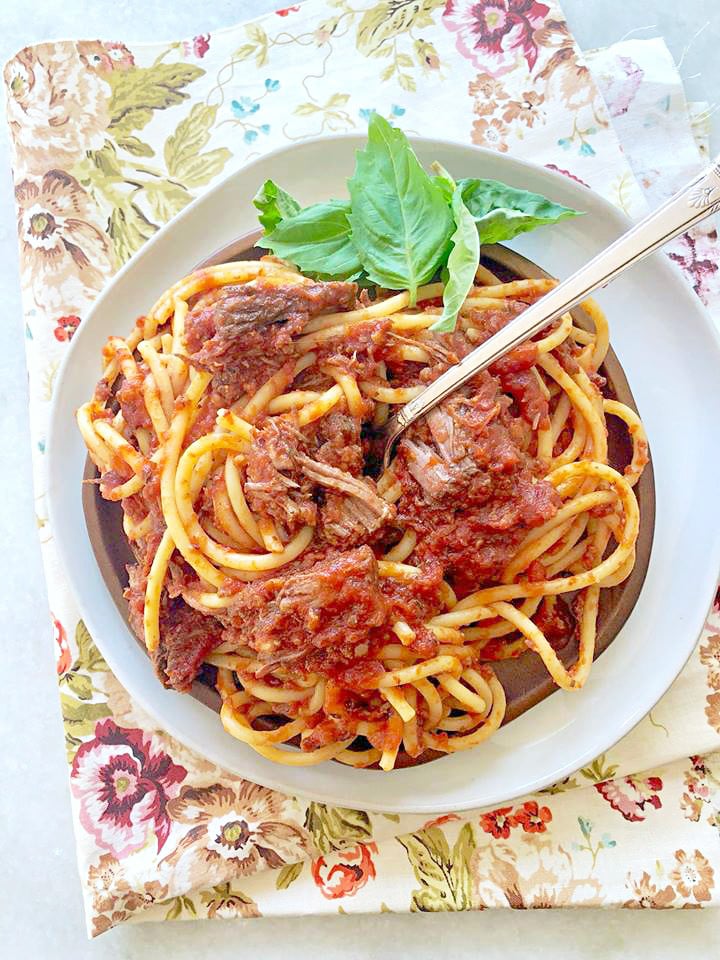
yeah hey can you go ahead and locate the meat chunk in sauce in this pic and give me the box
[399,374,516,502]
[126,555,223,692]
[185,278,357,394]
[297,454,394,546]
[243,417,317,535]
[153,601,224,692]
[395,369,560,593]
[219,546,388,669]
[243,414,395,545]
[313,409,365,474]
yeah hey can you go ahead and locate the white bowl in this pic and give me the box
[48,135,720,813]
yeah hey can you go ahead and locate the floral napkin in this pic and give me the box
[5,0,719,936]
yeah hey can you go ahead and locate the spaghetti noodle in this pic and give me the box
[78,254,648,771]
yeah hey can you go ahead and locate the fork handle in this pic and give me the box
[382,157,720,469]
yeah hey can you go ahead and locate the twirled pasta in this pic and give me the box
[78,256,648,771]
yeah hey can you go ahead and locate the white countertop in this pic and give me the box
[1,1,718,956]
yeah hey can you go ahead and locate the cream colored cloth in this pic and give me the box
[5,1,719,935]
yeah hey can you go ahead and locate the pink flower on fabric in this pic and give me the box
[668,230,720,308]
[443,0,549,76]
[183,34,210,58]
[71,720,186,858]
[595,775,663,822]
[599,55,644,118]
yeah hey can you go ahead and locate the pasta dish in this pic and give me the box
[78,255,648,771]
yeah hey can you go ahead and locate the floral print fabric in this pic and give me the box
[4,0,720,936]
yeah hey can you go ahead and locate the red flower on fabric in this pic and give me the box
[52,614,71,675]
[71,720,186,858]
[422,813,461,830]
[53,314,80,341]
[275,5,300,15]
[509,800,552,833]
[311,842,377,900]
[443,0,550,76]
[479,805,515,838]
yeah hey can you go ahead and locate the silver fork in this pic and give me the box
[381,158,720,470]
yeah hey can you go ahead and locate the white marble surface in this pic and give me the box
[0,1,718,955]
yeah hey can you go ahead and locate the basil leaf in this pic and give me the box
[431,187,480,333]
[458,178,582,244]
[348,113,453,303]
[253,179,301,232]
[430,161,456,204]
[257,199,362,280]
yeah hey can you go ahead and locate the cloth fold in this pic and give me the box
[4,0,719,935]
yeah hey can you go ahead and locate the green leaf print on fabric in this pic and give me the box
[64,672,93,701]
[399,822,476,911]
[108,203,158,265]
[75,620,108,672]
[293,93,355,133]
[59,621,111,761]
[71,58,230,267]
[276,861,304,889]
[234,22,270,68]
[580,753,619,783]
[144,180,193,224]
[107,62,204,137]
[87,141,123,180]
[355,0,443,88]
[159,894,197,921]
[541,776,580,795]
[115,135,155,158]
[356,1,444,57]
[304,803,373,854]
[61,695,112,761]
[199,882,261,918]
[164,103,231,188]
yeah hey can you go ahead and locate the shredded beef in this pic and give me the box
[395,369,560,593]
[218,546,388,668]
[316,318,392,380]
[152,601,224,692]
[296,454,394,545]
[185,279,357,393]
[313,409,365,473]
[243,416,317,534]
[116,374,152,430]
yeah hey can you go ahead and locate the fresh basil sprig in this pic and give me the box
[253,113,582,329]
[347,118,453,305]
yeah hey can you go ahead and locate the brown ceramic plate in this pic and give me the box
[82,236,655,763]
